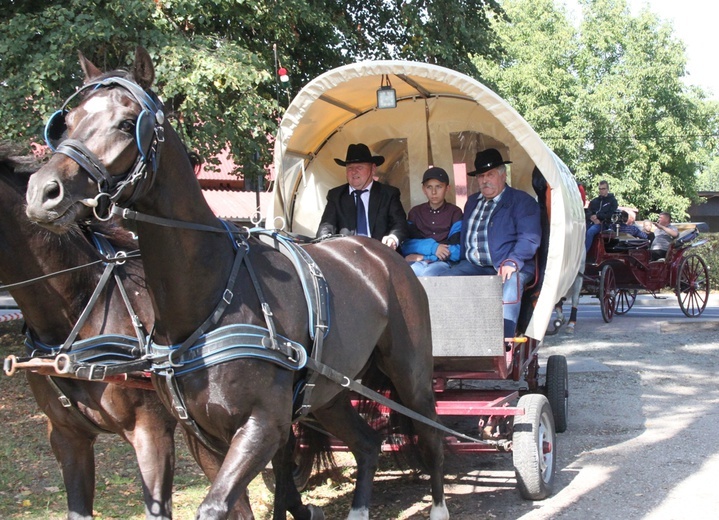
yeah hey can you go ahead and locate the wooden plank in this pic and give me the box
[419,275,504,359]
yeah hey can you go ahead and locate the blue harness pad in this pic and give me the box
[149,323,307,376]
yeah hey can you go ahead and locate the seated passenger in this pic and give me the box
[646,211,679,260]
[316,143,408,249]
[612,209,650,240]
[403,167,463,276]
[585,180,618,251]
[436,148,541,340]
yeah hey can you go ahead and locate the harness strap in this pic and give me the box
[59,260,117,353]
[91,234,148,351]
[150,324,306,375]
[250,230,331,416]
[0,246,140,293]
[44,376,112,435]
[243,252,280,351]
[303,357,489,445]
[113,206,237,234]
[55,139,112,189]
[161,238,248,367]
[164,368,224,456]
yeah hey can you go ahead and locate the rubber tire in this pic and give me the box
[599,264,616,323]
[615,289,637,315]
[513,394,556,500]
[676,254,710,317]
[545,355,568,433]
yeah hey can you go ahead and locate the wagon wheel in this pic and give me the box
[512,394,556,500]
[599,265,617,323]
[544,355,568,433]
[676,254,710,317]
[614,289,637,315]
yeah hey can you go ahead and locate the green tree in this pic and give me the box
[1,0,504,178]
[474,0,719,219]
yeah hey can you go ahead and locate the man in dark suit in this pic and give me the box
[316,143,408,249]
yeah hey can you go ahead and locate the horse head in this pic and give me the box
[26,47,163,232]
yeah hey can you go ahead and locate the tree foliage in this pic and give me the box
[1,0,503,179]
[474,0,719,219]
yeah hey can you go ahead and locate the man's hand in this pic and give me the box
[498,263,517,282]
[435,243,450,261]
[590,214,600,225]
[382,235,398,250]
[405,254,423,262]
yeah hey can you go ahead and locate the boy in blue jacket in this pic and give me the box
[403,167,463,276]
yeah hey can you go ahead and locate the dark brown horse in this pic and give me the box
[25,48,447,520]
[0,142,177,520]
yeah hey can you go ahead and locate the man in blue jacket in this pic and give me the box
[438,148,541,339]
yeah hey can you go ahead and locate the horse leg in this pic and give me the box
[377,343,448,519]
[127,413,176,519]
[271,428,325,520]
[194,413,288,520]
[48,421,97,520]
[179,428,253,520]
[311,394,382,520]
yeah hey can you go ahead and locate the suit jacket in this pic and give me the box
[459,185,541,275]
[316,182,409,244]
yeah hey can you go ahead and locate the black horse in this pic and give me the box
[25,48,448,520]
[0,142,176,520]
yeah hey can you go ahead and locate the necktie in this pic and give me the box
[481,199,494,221]
[354,189,368,236]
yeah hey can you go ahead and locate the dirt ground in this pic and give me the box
[430,300,719,520]
[2,297,719,519]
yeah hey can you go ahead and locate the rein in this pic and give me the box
[0,251,140,292]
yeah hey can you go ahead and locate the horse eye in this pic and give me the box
[119,120,136,133]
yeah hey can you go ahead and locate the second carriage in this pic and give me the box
[584,214,710,323]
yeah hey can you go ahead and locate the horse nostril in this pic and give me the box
[43,180,62,203]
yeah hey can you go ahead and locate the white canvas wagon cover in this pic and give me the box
[270,61,585,341]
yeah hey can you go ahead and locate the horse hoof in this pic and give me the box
[346,508,369,520]
[309,504,325,520]
[430,499,450,520]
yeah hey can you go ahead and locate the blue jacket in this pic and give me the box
[402,220,462,262]
[459,186,541,274]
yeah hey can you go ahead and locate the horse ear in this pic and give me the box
[78,51,102,81]
[132,47,155,89]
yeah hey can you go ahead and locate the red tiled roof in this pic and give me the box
[202,189,273,221]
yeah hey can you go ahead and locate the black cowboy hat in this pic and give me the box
[467,148,512,176]
[334,143,385,167]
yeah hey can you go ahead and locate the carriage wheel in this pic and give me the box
[676,254,710,317]
[513,394,556,500]
[544,355,568,433]
[599,265,617,323]
[615,289,637,315]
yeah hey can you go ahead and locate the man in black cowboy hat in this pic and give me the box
[316,143,408,249]
[437,148,541,340]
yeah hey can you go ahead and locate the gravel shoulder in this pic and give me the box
[436,299,719,520]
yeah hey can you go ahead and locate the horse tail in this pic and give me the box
[292,422,339,490]
[356,360,427,473]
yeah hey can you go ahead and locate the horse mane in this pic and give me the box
[85,220,139,251]
[0,141,137,257]
[0,141,43,174]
